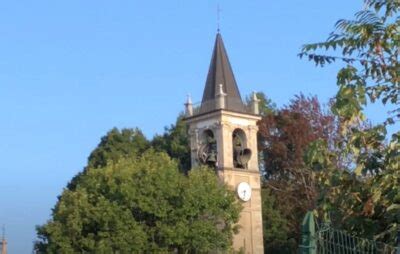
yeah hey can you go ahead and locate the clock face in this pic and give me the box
[237,182,252,202]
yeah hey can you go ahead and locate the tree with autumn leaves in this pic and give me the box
[257,94,344,252]
[259,1,399,250]
[262,1,399,251]
[300,0,400,245]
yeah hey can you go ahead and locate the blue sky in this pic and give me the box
[0,1,396,253]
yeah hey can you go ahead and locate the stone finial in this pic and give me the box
[184,94,193,117]
[216,84,227,109]
[251,91,260,115]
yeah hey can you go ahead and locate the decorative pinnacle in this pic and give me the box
[216,84,227,97]
[252,91,260,102]
[185,93,193,117]
[186,93,192,104]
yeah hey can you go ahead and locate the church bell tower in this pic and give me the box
[184,33,264,253]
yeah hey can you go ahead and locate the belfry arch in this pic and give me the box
[197,129,217,167]
[232,128,252,169]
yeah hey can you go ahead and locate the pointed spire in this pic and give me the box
[201,33,244,112]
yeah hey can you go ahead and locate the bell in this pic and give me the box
[234,148,252,168]
[207,150,217,163]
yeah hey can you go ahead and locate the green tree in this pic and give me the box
[261,189,294,254]
[305,137,400,244]
[36,150,241,253]
[301,0,400,244]
[245,92,277,116]
[67,127,150,190]
[88,127,150,169]
[300,1,399,123]
[152,114,191,172]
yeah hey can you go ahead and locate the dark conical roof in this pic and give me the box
[201,33,243,106]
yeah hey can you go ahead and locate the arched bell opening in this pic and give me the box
[197,129,217,167]
[232,129,252,169]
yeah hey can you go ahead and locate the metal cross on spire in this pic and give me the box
[217,4,222,33]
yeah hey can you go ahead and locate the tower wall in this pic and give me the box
[186,110,264,253]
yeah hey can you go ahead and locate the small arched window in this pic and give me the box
[232,129,251,169]
[197,129,217,167]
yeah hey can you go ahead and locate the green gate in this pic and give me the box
[299,211,400,254]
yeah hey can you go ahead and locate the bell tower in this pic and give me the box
[184,33,264,253]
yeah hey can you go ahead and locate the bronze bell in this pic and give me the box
[207,150,217,163]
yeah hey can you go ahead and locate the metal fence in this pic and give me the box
[299,211,400,254]
[316,223,398,254]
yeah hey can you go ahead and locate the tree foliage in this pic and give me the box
[152,114,191,172]
[67,128,150,190]
[261,189,295,254]
[301,0,400,245]
[299,0,399,124]
[35,150,241,253]
[88,127,150,169]
[258,94,338,179]
[306,137,400,244]
[258,94,340,250]
[245,92,277,116]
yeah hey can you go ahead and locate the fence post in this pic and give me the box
[396,230,400,254]
[299,211,316,254]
